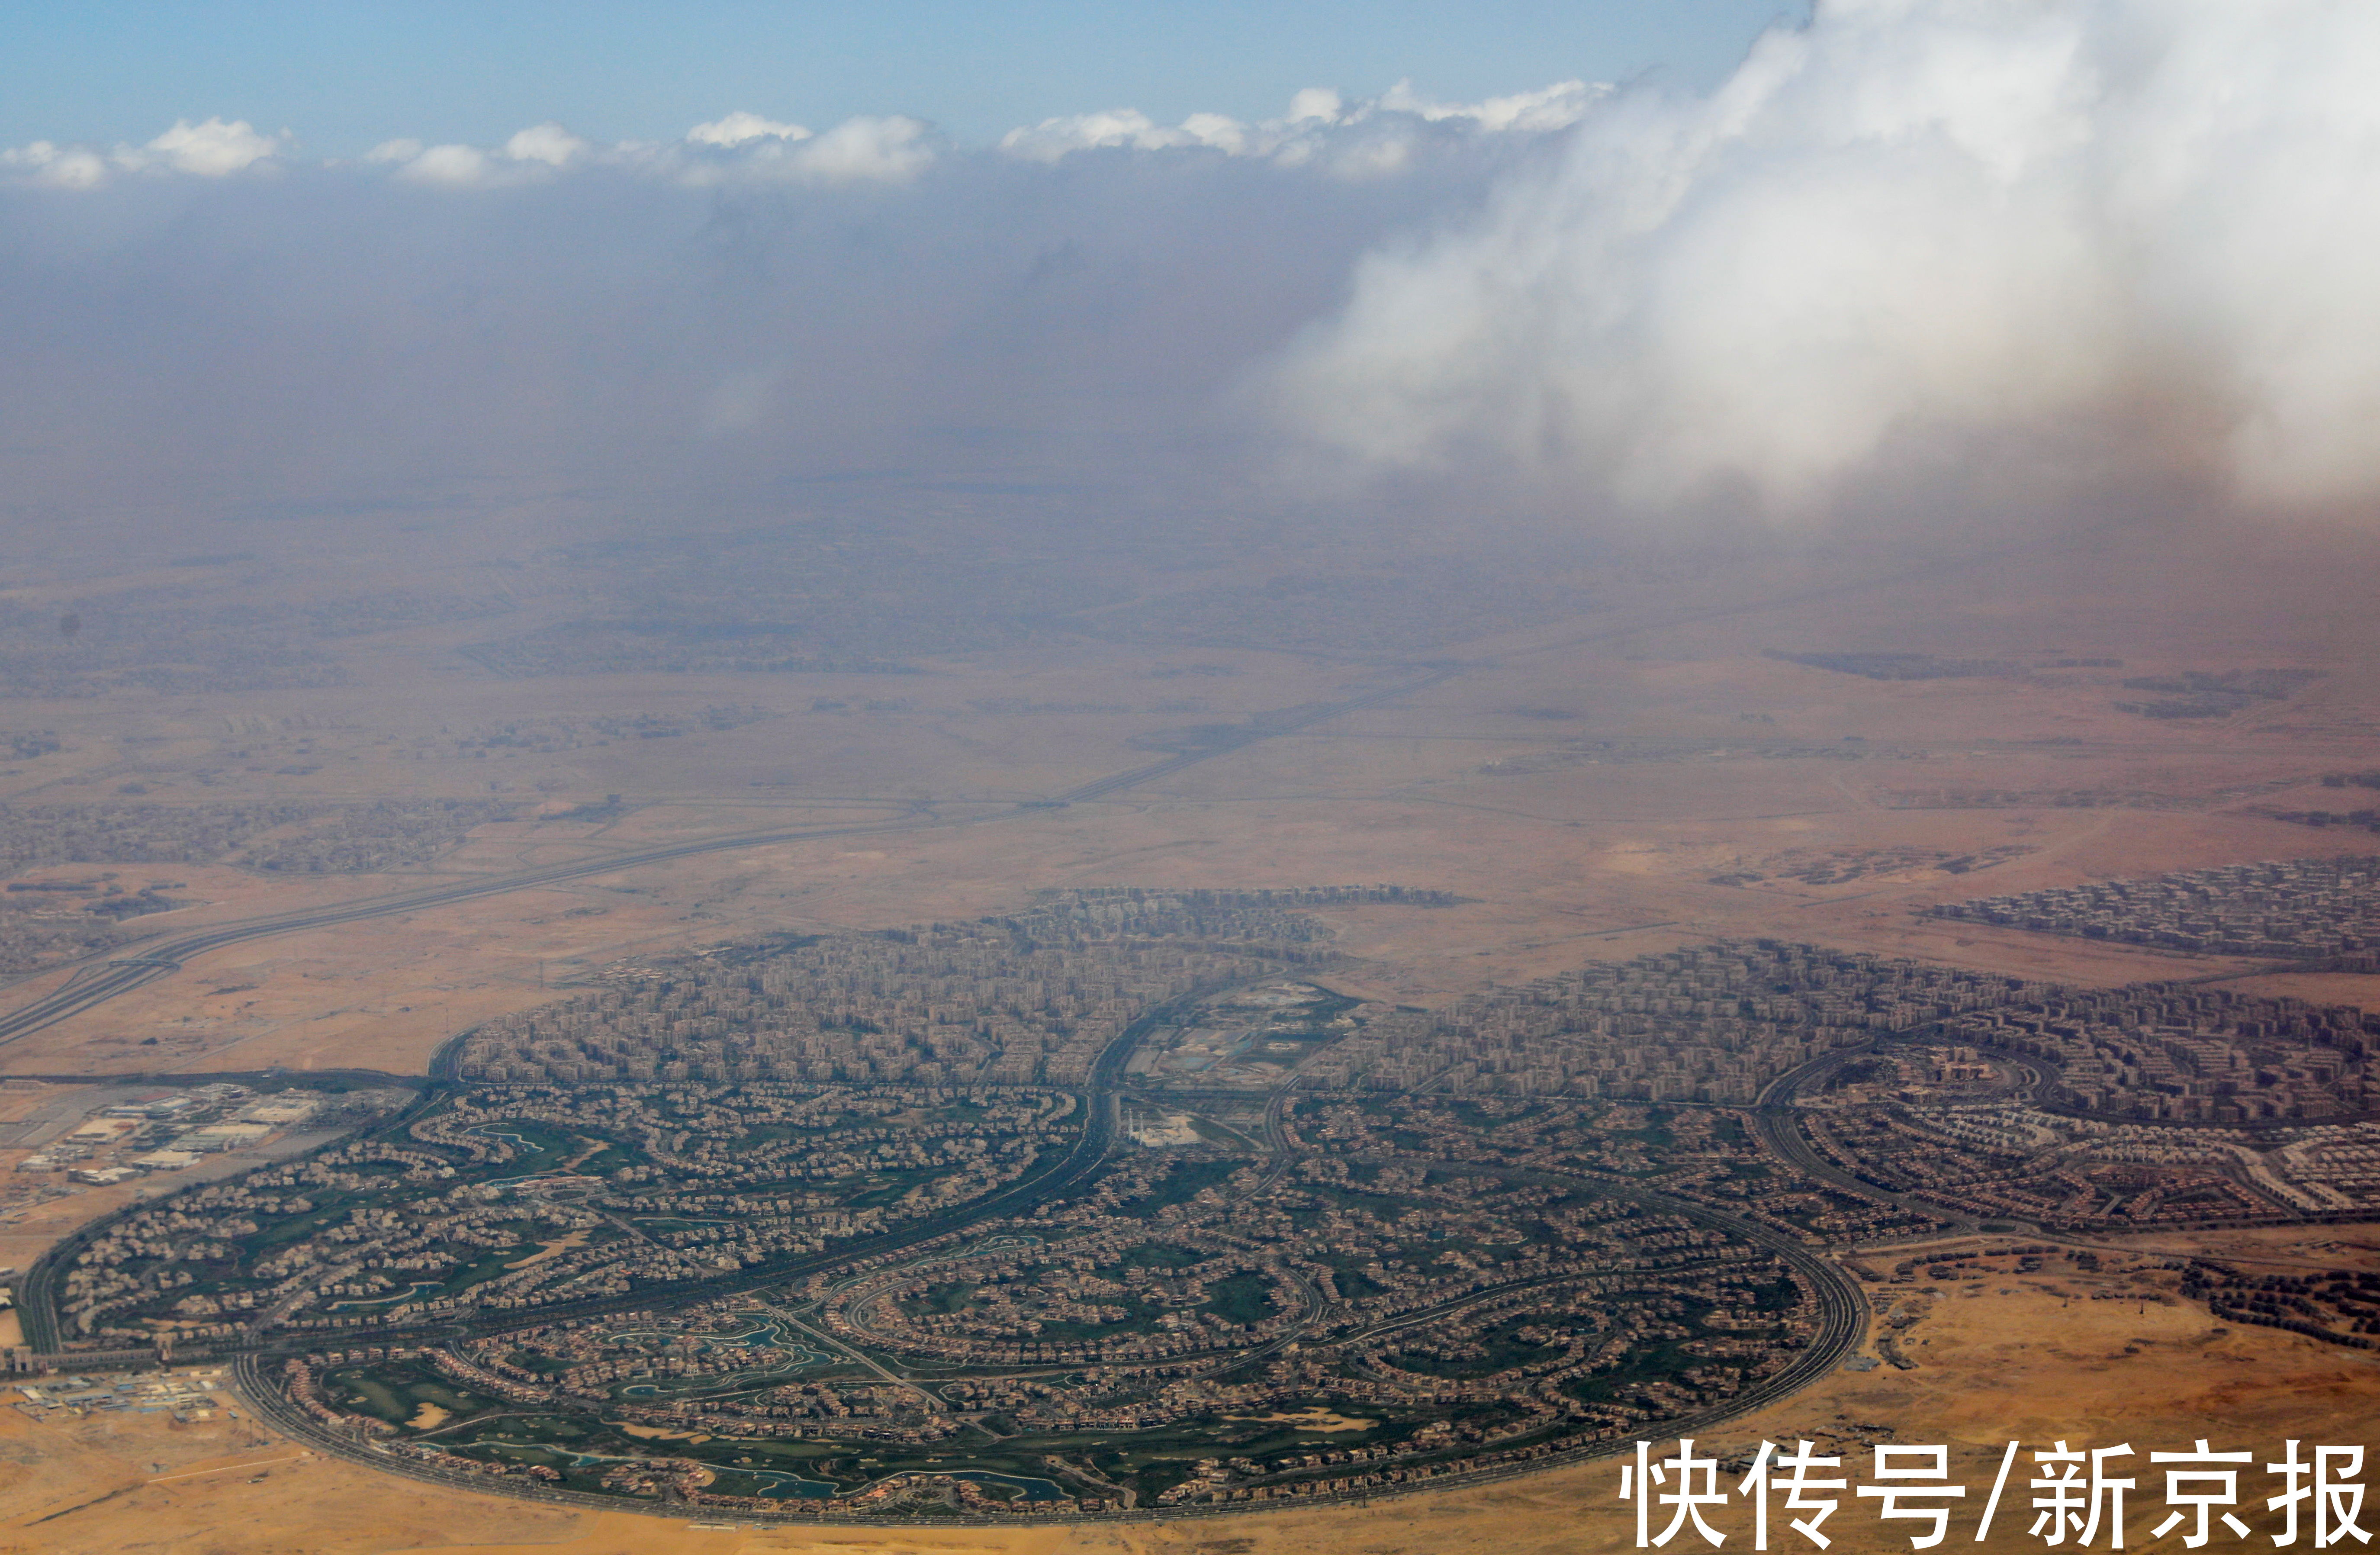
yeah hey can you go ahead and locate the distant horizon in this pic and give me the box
[0,1,1804,157]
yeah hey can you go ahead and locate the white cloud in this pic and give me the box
[1376,78,1603,134]
[1175,113,1250,155]
[502,122,589,167]
[1272,0,2380,515]
[762,114,937,184]
[2,117,286,186]
[386,121,595,187]
[394,142,507,187]
[687,111,810,148]
[1285,88,1345,125]
[997,80,1606,172]
[999,108,1246,161]
[139,117,285,175]
[4,79,1588,193]
[0,139,111,188]
[366,112,935,188]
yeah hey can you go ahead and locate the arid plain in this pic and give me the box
[4,507,2379,1551]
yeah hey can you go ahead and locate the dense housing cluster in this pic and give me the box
[1785,1038,2380,1230]
[1810,1099,2279,1227]
[1927,856,2380,961]
[0,596,343,698]
[0,580,520,698]
[0,798,511,879]
[58,1084,1075,1343]
[0,892,150,975]
[0,802,313,872]
[34,877,2380,1523]
[1305,941,2027,1101]
[267,1088,1827,1516]
[412,705,773,762]
[455,892,1351,1088]
[234,799,513,872]
[1928,985,2380,1122]
[2113,667,2323,719]
[1311,1095,1943,1244]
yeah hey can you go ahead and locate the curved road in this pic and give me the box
[1743,1044,1995,1235]
[1749,1037,2333,1238]
[20,988,1167,1356]
[1341,1146,1867,1387]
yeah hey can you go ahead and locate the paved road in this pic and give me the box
[10,667,1455,1351]
[1343,1146,1868,1384]
[0,545,2061,1061]
[1748,1038,2344,1238]
[1741,1044,1994,1234]
[0,665,1462,1055]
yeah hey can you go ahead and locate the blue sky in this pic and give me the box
[2,3,2370,532]
[1,0,1805,153]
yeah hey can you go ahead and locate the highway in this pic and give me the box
[0,544,2047,1060]
[0,664,1459,1054]
[1741,1045,1985,1233]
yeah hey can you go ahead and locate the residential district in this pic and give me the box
[10,876,2380,1520]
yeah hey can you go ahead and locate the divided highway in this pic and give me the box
[0,666,1457,1053]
